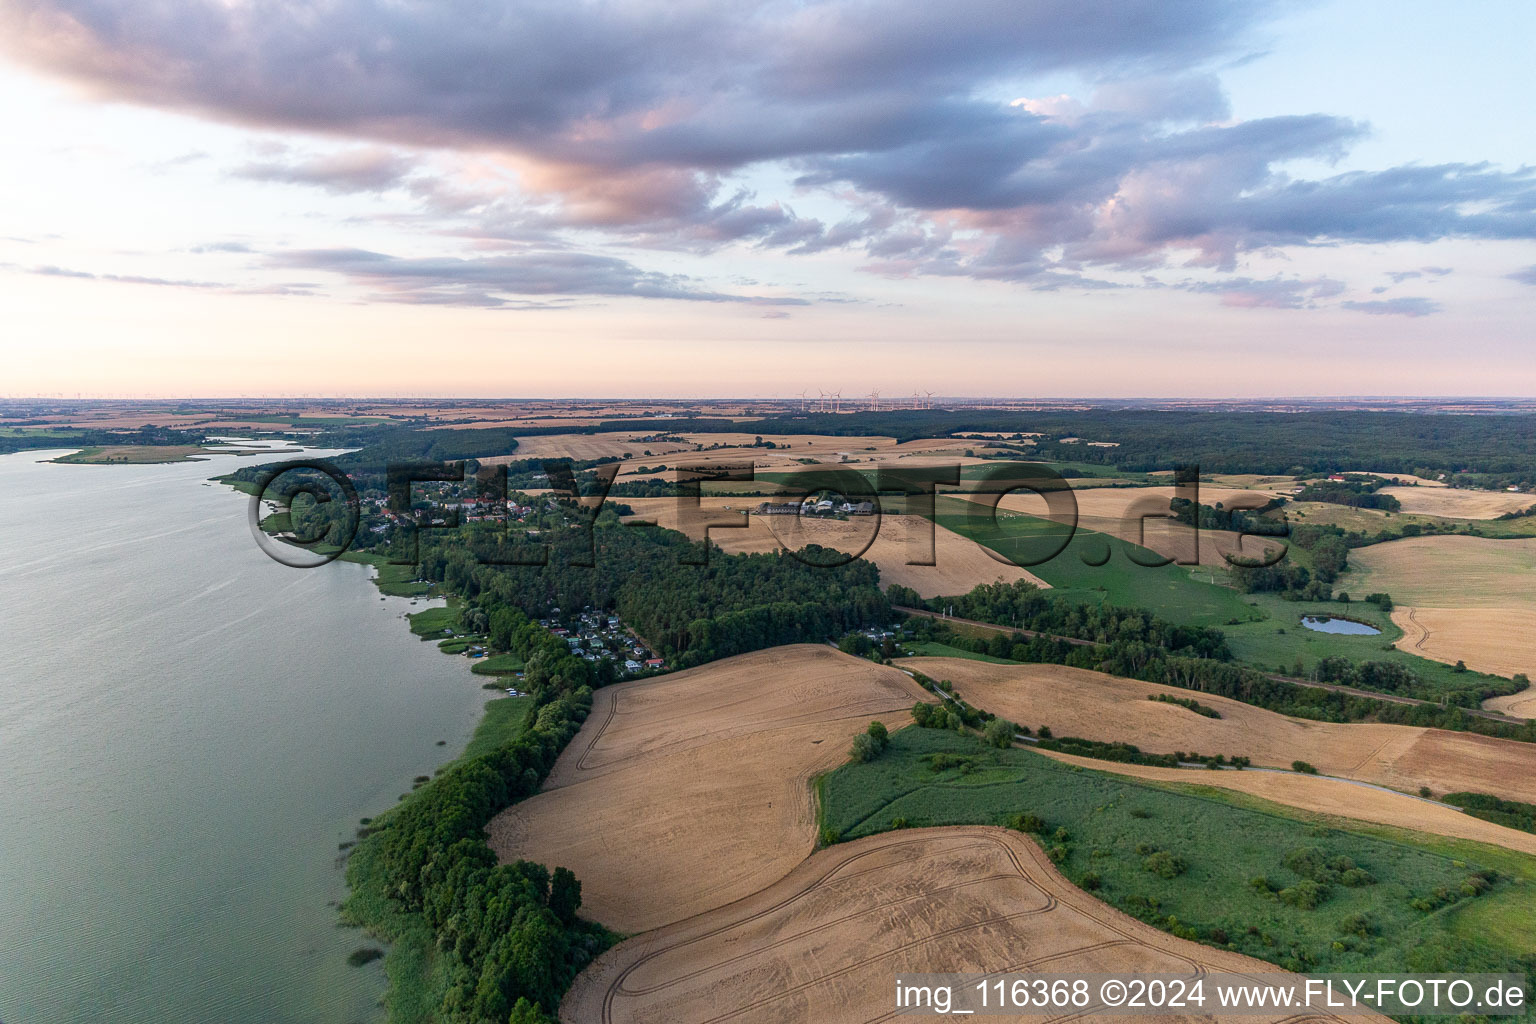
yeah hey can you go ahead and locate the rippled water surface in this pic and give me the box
[0,447,486,1024]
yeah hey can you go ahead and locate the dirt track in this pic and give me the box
[561,826,1384,1024]
[486,645,932,933]
[905,657,1536,807]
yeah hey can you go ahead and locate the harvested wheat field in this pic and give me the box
[1350,536,1536,684]
[561,826,1381,1024]
[505,431,700,461]
[487,646,931,933]
[1376,486,1534,519]
[1392,606,1536,694]
[1035,752,1536,857]
[904,657,1536,806]
[618,497,1046,596]
[1351,536,1536,608]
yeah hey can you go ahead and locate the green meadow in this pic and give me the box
[819,727,1535,989]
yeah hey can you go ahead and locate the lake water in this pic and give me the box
[0,447,490,1024]
[1300,615,1382,636]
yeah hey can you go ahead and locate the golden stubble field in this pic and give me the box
[906,658,1536,814]
[1348,536,1536,692]
[561,826,1384,1024]
[1376,486,1535,519]
[486,646,932,933]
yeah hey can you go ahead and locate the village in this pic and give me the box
[542,608,666,677]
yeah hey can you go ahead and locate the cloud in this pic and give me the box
[235,147,419,193]
[5,0,1534,298]
[1341,296,1441,317]
[1180,275,1345,309]
[31,264,225,288]
[1508,265,1536,286]
[265,246,809,308]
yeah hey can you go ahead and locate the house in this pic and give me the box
[756,501,800,515]
[1327,475,1347,482]
[624,659,642,672]
[839,500,876,515]
[645,657,664,668]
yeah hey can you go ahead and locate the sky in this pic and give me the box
[0,0,1532,399]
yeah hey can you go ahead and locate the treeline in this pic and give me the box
[903,614,1535,742]
[0,425,209,455]
[1294,475,1401,511]
[1441,792,1536,835]
[1169,496,1288,536]
[895,579,1228,659]
[727,409,1536,478]
[348,605,608,1024]
[1228,524,1348,600]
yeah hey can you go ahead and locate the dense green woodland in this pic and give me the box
[217,408,1536,483]
[412,506,889,668]
[0,425,207,454]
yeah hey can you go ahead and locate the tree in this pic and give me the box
[849,732,881,762]
[548,867,581,925]
[982,717,1016,748]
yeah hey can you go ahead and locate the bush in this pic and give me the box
[983,717,1017,748]
[1277,880,1329,910]
[1037,725,1053,739]
[1081,871,1102,890]
[346,947,384,967]
[1008,812,1047,834]
[1292,760,1318,774]
[867,720,889,746]
[1143,850,1187,879]
[1419,786,1433,798]
[1339,913,1374,938]
[849,732,881,763]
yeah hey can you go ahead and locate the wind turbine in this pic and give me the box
[868,388,880,412]
[798,389,808,412]
[833,390,842,413]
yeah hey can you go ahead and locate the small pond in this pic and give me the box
[1301,615,1382,636]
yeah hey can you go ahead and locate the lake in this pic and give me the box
[1300,615,1382,636]
[0,446,489,1024]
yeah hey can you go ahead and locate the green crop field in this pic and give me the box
[928,496,1258,627]
[819,726,1533,983]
